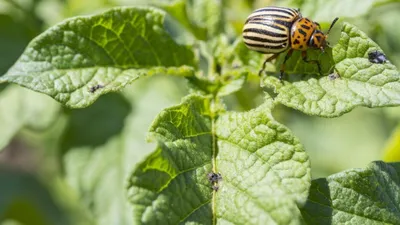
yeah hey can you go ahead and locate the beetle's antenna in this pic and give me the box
[326,17,339,36]
[323,17,339,50]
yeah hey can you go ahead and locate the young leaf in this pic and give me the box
[0,7,195,108]
[301,161,400,224]
[127,94,311,224]
[187,37,249,97]
[264,23,400,117]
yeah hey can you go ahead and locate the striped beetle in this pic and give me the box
[242,6,338,80]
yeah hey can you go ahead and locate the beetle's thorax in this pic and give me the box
[290,17,318,51]
[309,30,327,51]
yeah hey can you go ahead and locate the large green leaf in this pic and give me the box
[301,161,400,224]
[127,94,310,224]
[0,7,195,108]
[263,23,400,117]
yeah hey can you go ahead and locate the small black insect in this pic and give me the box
[328,72,340,80]
[368,50,388,64]
[89,84,105,93]
[207,172,222,191]
[207,172,222,183]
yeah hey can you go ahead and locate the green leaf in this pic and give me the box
[62,75,187,225]
[0,85,60,151]
[263,22,400,117]
[0,7,195,108]
[127,94,311,224]
[187,37,249,97]
[301,161,400,224]
[0,168,69,225]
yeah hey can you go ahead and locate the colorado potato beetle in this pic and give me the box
[242,6,339,80]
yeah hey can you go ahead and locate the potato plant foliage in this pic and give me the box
[0,0,400,225]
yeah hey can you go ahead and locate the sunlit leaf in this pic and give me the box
[127,94,310,224]
[0,7,195,108]
[264,23,400,117]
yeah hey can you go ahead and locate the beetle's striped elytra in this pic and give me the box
[242,6,339,80]
[243,7,301,54]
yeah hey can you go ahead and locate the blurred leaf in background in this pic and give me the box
[0,167,68,225]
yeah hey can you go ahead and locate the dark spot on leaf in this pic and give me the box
[207,172,222,183]
[207,172,222,191]
[89,84,105,93]
[368,50,387,64]
[329,72,340,80]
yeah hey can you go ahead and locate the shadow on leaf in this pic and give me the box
[60,93,132,154]
[300,178,332,224]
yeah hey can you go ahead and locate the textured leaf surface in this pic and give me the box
[0,7,195,108]
[264,23,400,117]
[127,95,310,224]
[301,161,400,224]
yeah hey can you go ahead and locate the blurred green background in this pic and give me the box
[0,0,399,224]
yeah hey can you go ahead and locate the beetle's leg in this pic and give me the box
[301,51,322,75]
[280,49,294,81]
[258,53,279,77]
